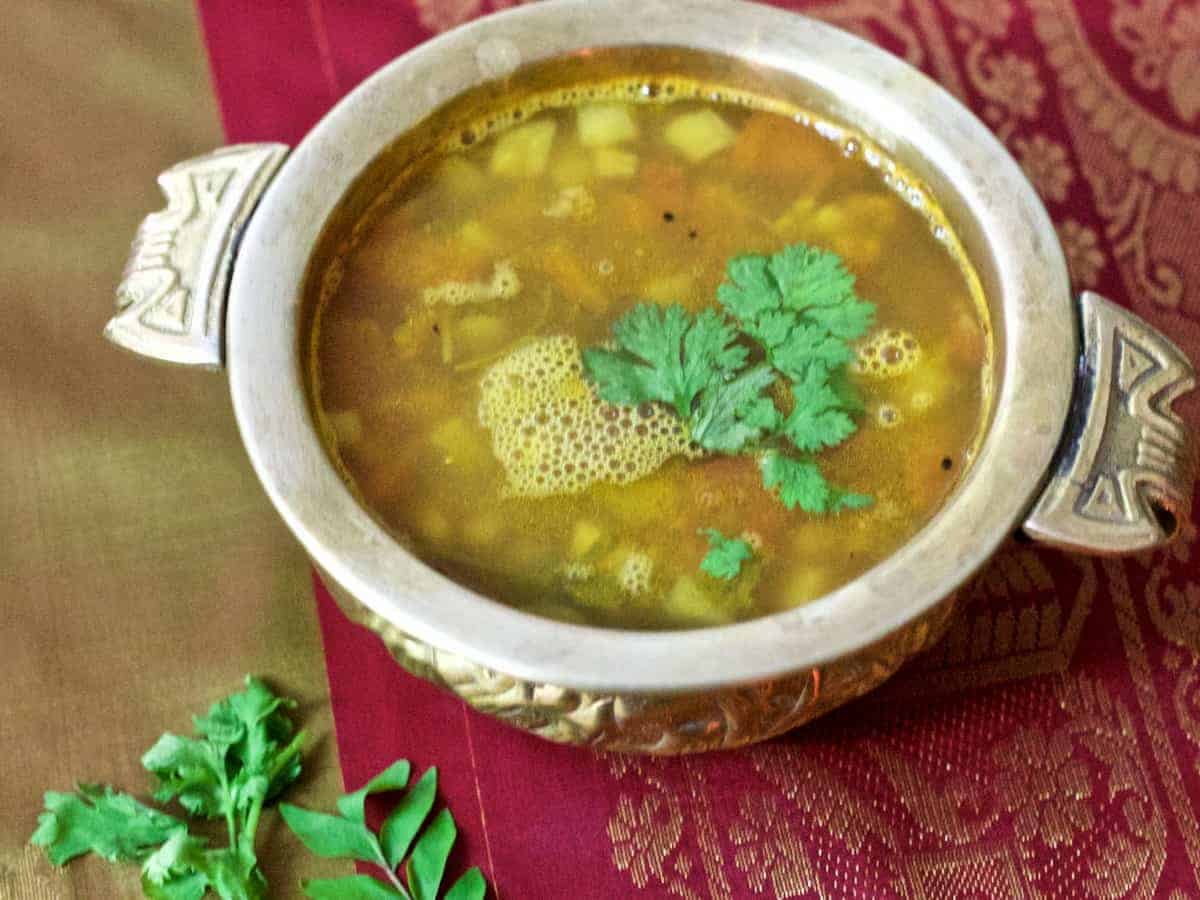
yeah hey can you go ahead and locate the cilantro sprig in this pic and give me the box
[699,529,755,581]
[581,306,779,452]
[582,241,876,523]
[30,680,490,900]
[281,763,486,900]
[31,677,304,899]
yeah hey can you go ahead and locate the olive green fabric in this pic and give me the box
[0,3,348,895]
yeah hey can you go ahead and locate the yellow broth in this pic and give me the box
[310,79,991,630]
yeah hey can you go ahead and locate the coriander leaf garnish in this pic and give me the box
[32,677,305,899]
[760,451,872,514]
[281,763,487,900]
[781,368,858,454]
[582,241,876,533]
[31,784,185,866]
[690,363,780,453]
[718,243,874,380]
[582,304,747,419]
[699,529,755,581]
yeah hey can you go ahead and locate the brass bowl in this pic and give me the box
[108,0,1196,753]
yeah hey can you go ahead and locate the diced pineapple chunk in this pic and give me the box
[436,156,487,197]
[664,110,737,163]
[571,520,605,558]
[593,147,639,179]
[490,119,558,177]
[577,103,639,147]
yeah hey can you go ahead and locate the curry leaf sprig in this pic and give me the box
[31,676,305,900]
[582,241,877,517]
[281,762,486,900]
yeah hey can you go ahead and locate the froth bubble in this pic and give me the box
[478,336,700,497]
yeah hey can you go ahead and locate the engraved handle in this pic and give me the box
[105,144,289,370]
[1025,291,1197,554]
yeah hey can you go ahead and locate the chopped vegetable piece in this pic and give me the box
[490,119,557,177]
[543,185,596,220]
[571,520,605,558]
[435,156,487,197]
[593,147,639,178]
[664,574,730,625]
[577,102,638,146]
[664,109,737,162]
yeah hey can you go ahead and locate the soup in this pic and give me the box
[310,74,991,630]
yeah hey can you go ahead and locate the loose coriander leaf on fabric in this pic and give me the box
[278,804,383,865]
[690,364,779,453]
[31,784,186,866]
[381,768,438,870]
[782,368,859,454]
[405,809,457,900]
[337,759,412,825]
[302,875,405,899]
[141,734,229,819]
[141,829,209,888]
[142,870,211,900]
[699,529,754,581]
[205,848,269,900]
[215,677,305,806]
[443,869,487,900]
[760,452,832,514]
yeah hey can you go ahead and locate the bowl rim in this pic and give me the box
[227,0,1074,693]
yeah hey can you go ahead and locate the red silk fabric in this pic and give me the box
[200,2,1200,896]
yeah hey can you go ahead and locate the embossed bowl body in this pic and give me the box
[108,0,1196,752]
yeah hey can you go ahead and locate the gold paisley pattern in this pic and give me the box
[378,1,1200,895]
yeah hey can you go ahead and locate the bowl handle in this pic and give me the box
[1024,290,1196,553]
[104,144,289,370]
